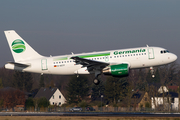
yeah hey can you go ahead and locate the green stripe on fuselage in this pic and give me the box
[53,57,68,61]
[78,52,110,58]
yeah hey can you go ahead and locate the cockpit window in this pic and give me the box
[160,50,169,54]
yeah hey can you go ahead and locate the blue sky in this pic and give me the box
[0,0,180,67]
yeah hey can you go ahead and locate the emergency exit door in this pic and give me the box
[148,48,155,59]
[41,59,48,70]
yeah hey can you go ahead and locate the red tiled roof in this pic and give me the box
[168,86,178,91]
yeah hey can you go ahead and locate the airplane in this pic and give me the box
[4,30,177,85]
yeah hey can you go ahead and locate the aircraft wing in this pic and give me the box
[71,56,109,71]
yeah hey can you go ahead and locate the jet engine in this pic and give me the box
[102,63,129,77]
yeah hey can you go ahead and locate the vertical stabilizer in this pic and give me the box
[4,30,43,62]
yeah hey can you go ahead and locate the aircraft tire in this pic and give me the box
[93,78,100,85]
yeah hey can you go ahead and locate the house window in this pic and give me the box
[53,95,54,99]
[145,97,147,101]
[59,95,61,99]
[59,102,61,105]
[172,98,175,103]
[53,102,54,105]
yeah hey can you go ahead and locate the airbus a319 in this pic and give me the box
[4,30,177,85]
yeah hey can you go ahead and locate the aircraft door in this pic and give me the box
[41,59,48,70]
[148,48,155,59]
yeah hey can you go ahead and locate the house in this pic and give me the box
[158,85,179,93]
[34,87,66,106]
[130,91,150,108]
[158,86,169,93]
[151,92,179,110]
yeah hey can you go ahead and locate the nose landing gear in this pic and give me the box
[150,67,155,78]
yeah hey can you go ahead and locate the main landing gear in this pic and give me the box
[93,71,101,85]
[93,77,100,85]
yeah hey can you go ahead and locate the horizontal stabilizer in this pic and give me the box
[7,61,30,68]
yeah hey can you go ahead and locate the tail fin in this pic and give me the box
[4,30,43,62]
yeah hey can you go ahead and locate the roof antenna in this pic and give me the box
[146,44,149,47]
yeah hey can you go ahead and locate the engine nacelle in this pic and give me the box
[102,63,129,77]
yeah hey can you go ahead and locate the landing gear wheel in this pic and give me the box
[93,78,100,85]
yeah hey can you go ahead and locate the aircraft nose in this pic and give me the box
[170,53,177,62]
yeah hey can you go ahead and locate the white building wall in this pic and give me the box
[49,89,66,106]
[171,98,179,110]
[151,97,179,110]
[158,86,169,93]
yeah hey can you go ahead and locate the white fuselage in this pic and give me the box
[6,46,177,75]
